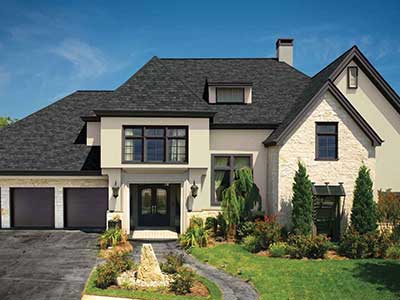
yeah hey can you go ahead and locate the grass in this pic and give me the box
[191,244,400,300]
[84,269,222,300]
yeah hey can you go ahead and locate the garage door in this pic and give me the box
[11,188,55,228]
[64,188,108,229]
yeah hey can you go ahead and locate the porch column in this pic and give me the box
[54,186,64,228]
[1,187,10,228]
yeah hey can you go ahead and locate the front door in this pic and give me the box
[138,185,169,226]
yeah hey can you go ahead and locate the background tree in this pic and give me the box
[291,161,313,236]
[351,165,377,234]
[0,116,16,128]
[221,167,261,239]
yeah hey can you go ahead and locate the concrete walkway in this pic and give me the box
[131,240,259,300]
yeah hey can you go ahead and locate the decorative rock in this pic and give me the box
[136,244,164,282]
[117,243,172,290]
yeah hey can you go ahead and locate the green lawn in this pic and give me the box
[84,269,222,300]
[191,244,400,300]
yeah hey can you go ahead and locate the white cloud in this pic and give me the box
[50,38,107,79]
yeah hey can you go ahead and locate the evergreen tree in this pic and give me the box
[291,161,313,236]
[222,167,261,239]
[351,165,377,234]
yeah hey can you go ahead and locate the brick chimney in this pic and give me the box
[276,38,294,66]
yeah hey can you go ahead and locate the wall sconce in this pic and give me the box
[112,181,120,199]
[191,180,199,198]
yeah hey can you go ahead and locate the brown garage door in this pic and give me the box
[64,188,108,228]
[11,188,55,228]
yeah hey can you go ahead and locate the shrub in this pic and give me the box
[180,217,208,249]
[291,162,313,236]
[339,229,369,258]
[287,234,330,259]
[99,228,125,249]
[160,252,184,274]
[242,235,261,253]
[107,250,135,273]
[268,242,288,257]
[250,210,266,222]
[377,189,400,225]
[95,262,117,289]
[205,217,218,235]
[351,165,378,234]
[364,230,393,258]
[170,267,195,295]
[392,224,400,244]
[236,221,256,241]
[386,245,400,259]
[216,213,228,239]
[339,228,393,259]
[253,216,281,250]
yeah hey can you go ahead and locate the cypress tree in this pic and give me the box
[291,161,313,236]
[351,165,377,234]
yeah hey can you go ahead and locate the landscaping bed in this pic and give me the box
[84,269,222,300]
[83,227,222,300]
[192,243,400,300]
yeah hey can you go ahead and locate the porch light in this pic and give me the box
[191,181,199,198]
[112,181,120,199]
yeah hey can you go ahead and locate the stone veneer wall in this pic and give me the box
[0,177,108,228]
[271,91,376,228]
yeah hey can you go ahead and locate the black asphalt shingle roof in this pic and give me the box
[1,46,388,174]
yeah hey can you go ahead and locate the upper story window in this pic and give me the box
[316,123,338,161]
[216,87,245,103]
[211,154,252,205]
[347,66,358,89]
[123,126,188,163]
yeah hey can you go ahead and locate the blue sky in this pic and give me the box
[1,0,399,119]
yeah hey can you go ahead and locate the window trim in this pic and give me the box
[216,87,245,104]
[315,122,339,161]
[211,154,253,206]
[347,66,358,89]
[122,126,188,164]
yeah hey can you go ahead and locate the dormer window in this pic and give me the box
[207,82,252,104]
[347,66,358,89]
[216,88,244,103]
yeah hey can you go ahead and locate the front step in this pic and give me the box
[131,229,178,241]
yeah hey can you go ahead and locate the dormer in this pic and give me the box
[207,81,252,104]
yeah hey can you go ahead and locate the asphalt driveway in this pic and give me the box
[0,230,100,300]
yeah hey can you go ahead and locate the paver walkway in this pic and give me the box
[131,240,259,300]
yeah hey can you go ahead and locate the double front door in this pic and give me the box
[138,185,170,226]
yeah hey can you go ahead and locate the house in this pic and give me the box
[0,39,399,239]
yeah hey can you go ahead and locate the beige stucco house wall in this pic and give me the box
[268,91,376,227]
[335,61,400,191]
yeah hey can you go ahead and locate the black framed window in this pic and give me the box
[216,88,244,103]
[347,66,358,89]
[211,154,252,205]
[316,123,338,160]
[123,126,188,163]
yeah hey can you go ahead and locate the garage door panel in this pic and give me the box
[64,188,108,228]
[11,188,55,228]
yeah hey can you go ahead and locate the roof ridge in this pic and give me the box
[159,57,277,61]
[312,46,355,79]
[76,90,114,93]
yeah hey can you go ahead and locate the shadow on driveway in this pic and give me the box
[0,230,99,300]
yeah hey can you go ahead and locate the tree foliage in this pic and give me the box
[351,165,377,234]
[0,116,16,128]
[221,167,261,226]
[291,161,313,236]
